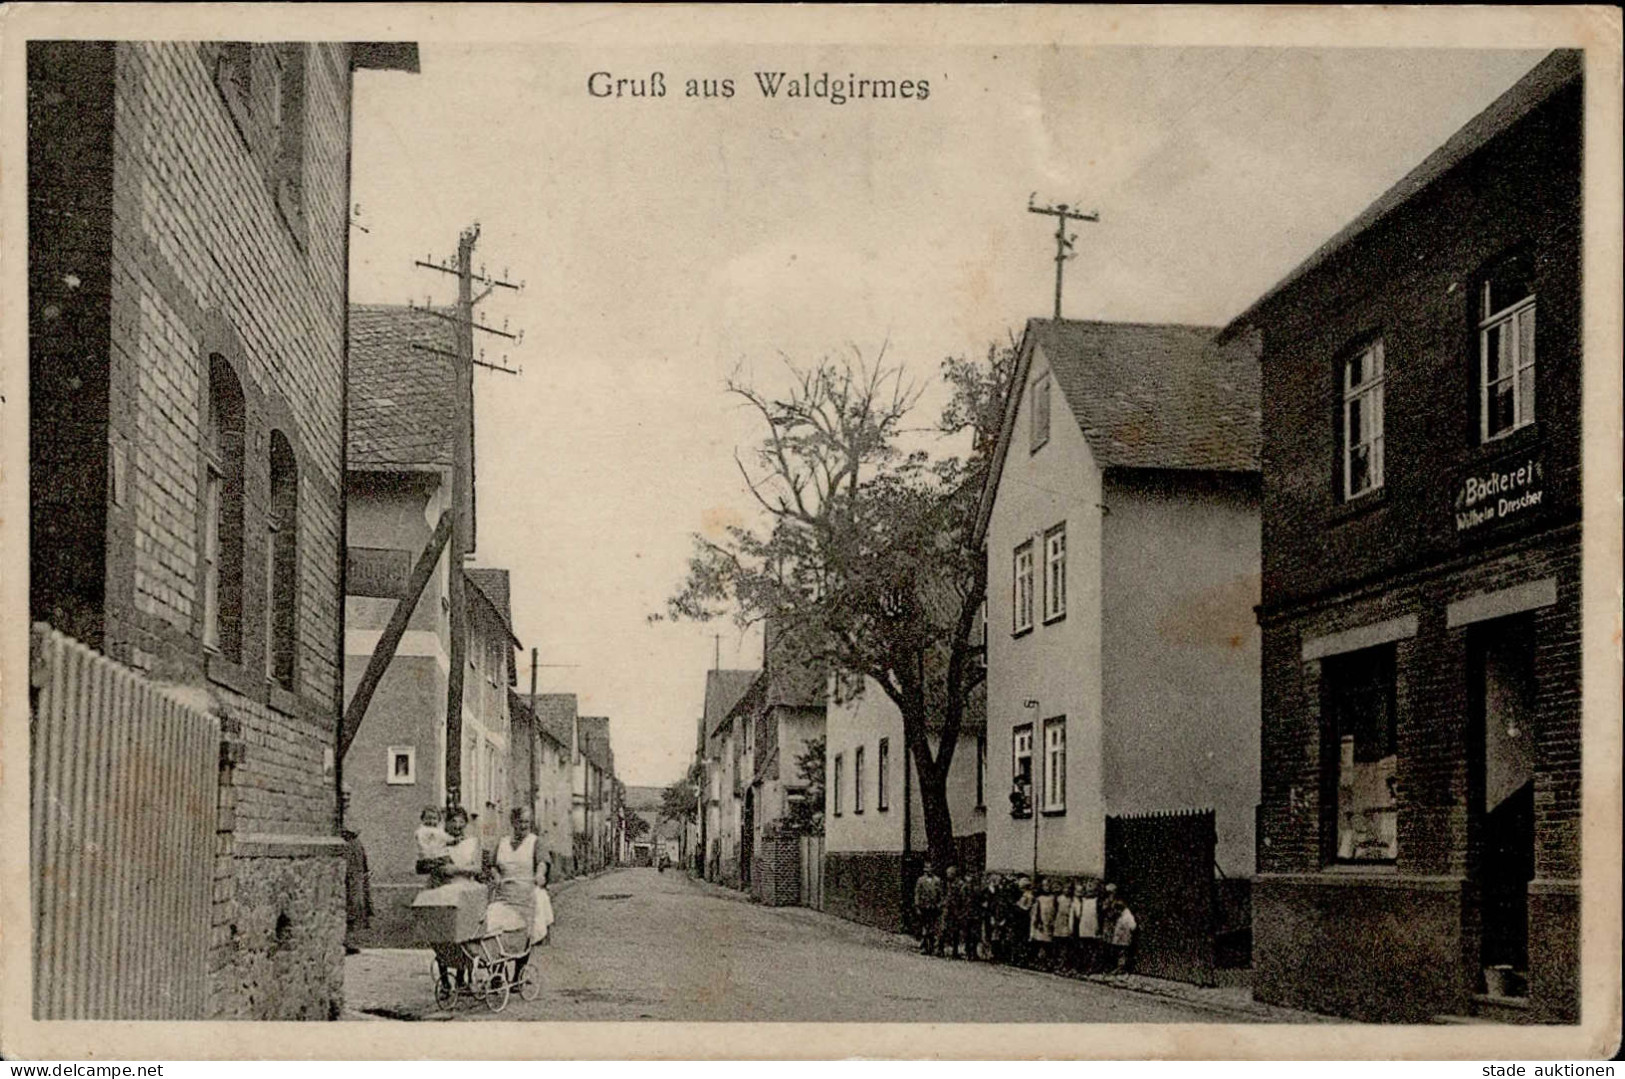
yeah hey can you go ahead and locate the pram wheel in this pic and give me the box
[483,969,511,1012]
[431,957,459,1009]
[519,959,541,1001]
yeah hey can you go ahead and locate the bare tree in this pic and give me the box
[661,342,1015,871]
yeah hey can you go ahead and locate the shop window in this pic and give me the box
[1043,523,1067,622]
[266,431,298,691]
[204,355,245,663]
[1479,252,1536,442]
[1030,373,1052,452]
[1013,540,1035,634]
[1342,340,1385,500]
[1011,723,1034,818]
[1322,644,1399,864]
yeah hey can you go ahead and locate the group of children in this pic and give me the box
[913,866,1137,976]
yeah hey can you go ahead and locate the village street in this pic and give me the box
[344,869,1323,1023]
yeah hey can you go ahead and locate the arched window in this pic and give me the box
[266,430,299,691]
[205,356,246,662]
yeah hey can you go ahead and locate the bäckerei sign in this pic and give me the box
[1455,450,1545,534]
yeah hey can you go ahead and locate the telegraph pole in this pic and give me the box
[411,224,524,808]
[1027,194,1099,320]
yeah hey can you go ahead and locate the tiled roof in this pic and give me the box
[348,304,462,470]
[1032,319,1261,473]
[527,693,577,751]
[465,568,518,642]
[578,716,613,772]
[622,785,665,812]
[704,669,760,738]
[1221,50,1580,341]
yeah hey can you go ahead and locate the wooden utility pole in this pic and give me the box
[411,225,524,808]
[1027,194,1099,320]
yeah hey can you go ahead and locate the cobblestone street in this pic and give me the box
[344,869,1327,1023]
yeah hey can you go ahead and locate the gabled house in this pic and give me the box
[740,624,827,901]
[975,318,1262,963]
[1222,51,1582,1024]
[342,305,519,940]
[825,675,987,931]
[701,668,759,885]
[27,40,417,1018]
[575,715,617,872]
[525,692,581,877]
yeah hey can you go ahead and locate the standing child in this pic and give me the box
[913,865,944,957]
[1029,878,1056,969]
[1014,876,1036,968]
[1072,881,1099,974]
[1051,877,1075,971]
[1110,896,1137,973]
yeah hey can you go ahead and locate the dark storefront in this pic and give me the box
[1223,51,1582,1023]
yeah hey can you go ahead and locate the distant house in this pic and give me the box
[825,674,987,931]
[1224,51,1581,1024]
[27,40,416,1019]
[975,318,1262,940]
[525,692,581,877]
[700,669,759,886]
[342,305,520,940]
[622,785,682,866]
[736,623,826,902]
[575,715,616,872]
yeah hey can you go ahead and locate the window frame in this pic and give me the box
[1478,261,1537,443]
[1011,722,1034,819]
[1043,522,1067,624]
[1341,339,1386,501]
[877,737,890,812]
[386,745,417,785]
[832,753,844,817]
[854,745,866,814]
[266,429,299,693]
[1042,716,1067,815]
[1013,540,1035,635]
[203,355,246,665]
[1030,373,1052,453]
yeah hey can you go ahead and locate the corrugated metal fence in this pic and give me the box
[30,624,219,1019]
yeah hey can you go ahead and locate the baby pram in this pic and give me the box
[413,881,540,1013]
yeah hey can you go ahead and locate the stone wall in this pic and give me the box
[211,840,348,1020]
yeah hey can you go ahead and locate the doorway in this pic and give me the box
[1469,614,1536,997]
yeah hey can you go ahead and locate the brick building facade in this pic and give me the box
[1222,51,1581,1023]
[28,40,416,1018]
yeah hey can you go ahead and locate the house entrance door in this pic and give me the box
[1469,614,1536,997]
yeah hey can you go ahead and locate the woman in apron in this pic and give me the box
[488,808,543,977]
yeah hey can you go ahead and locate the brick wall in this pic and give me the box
[751,834,802,906]
[1253,77,1581,616]
[30,41,362,1021]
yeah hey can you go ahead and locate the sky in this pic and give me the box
[348,42,1548,787]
